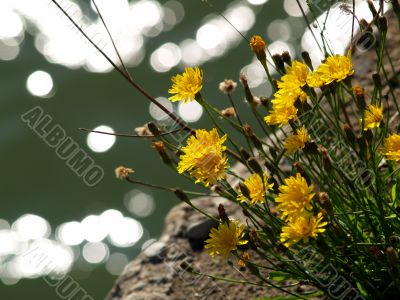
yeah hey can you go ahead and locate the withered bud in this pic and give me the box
[219,79,237,94]
[359,19,370,31]
[252,96,263,106]
[134,125,152,136]
[237,252,250,268]
[319,145,332,171]
[294,162,305,174]
[317,192,333,215]
[211,184,223,194]
[386,247,399,266]
[259,96,269,106]
[352,86,365,97]
[221,107,237,118]
[281,51,292,66]
[368,246,384,258]
[243,124,254,137]
[342,123,356,144]
[352,86,366,110]
[153,141,171,165]
[115,166,134,180]
[240,73,248,87]
[152,141,166,152]
[218,204,229,223]
[372,73,382,89]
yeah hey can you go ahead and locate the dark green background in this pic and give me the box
[0,0,305,299]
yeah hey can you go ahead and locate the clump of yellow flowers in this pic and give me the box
[116,2,400,298]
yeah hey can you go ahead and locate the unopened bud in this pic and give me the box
[249,35,267,60]
[301,51,313,70]
[386,247,399,267]
[352,86,366,110]
[152,141,172,165]
[248,157,263,174]
[367,0,378,17]
[378,16,388,32]
[218,204,229,223]
[147,122,161,137]
[281,51,292,66]
[317,192,333,216]
[174,188,189,203]
[342,123,356,144]
[372,73,382,89]
[239,182,251,200]
[239,148,252,161]
[272,54,285,73]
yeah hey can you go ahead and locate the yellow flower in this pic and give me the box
[237,173,274,205]
[362,104,383,131]
[177,128,229,186]
[168,67,203,103]
[249,35,266,56]
[284,126,310,155]
[205,220,248,258]
[264,96,298,127]
[277,61,310,102]
[280,212,327,248]
[275,173,315,221]
[307,51,354,87]
[381,134,400,161]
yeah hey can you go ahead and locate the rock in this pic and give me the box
[143,241,167,263]
[185,219,218,240]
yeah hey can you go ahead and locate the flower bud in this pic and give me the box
[221,107,237,118]
[239,182,251,200]
[219,79,237,94]
[152,141,172,165]
[147,122,161,137]
[386,247,399,267]
[352,86,366,110]
[272,54,285,73]
[301,51,313,70]
[218,204,229,223]
[174,188,190,203]
[378,16,388,33]
[281,51,292,66]
[239,147,252,161]
[114,166,134,180]
[342,123,356,145]
[248,157,263,174]
[249,35,267,60]
[317,192,333,216]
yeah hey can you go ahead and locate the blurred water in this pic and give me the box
[0,0,313,298]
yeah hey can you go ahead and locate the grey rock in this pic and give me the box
[185,219,218,240]
[143,241,167,262]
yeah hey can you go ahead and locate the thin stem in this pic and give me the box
[79,128,182,138]
[50,0,194,135]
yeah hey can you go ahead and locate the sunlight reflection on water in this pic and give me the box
[0,209,145,284]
